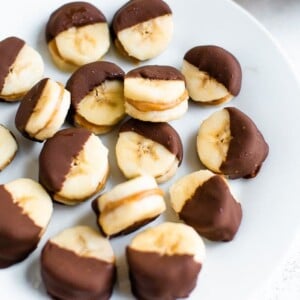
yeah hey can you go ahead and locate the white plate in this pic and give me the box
[0,0,299,299]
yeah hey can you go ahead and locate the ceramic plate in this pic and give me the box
[0,0,299,299]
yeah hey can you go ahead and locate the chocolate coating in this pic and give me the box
[46,2,107,42]
[66,61,124,108]
[41,242,116,300]
[15,78,48,140]
[127,248,201,300]
[179,175,242,241]
[0,185,41,268]
[112,0,172,33]
[0,37,25,92]
[91,198,106,236]
[126,65,184,81]
[220,107,269,179]
[120,118,183,164]
[39,127,91,194]
[184,45,242,96]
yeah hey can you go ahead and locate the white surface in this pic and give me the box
[234,1,300,299]
[0,0,299,299]
[260,236,300,300]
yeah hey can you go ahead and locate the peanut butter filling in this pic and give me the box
[101,188,164,216]
[126,89,188,112]
[74,114,114,135]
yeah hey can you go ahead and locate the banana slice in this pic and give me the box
[15,78,70,141]
[124,65,189,122]
[197,109,231,173]
[126,222,205,299]
[112,0,173,61]
[39,128,109,205]
[116,118,183,183]
[46,2,110,71]
[0,125,18,171]
[0,178,52,268]
[0,36,44,101]
[92,175,166,237]
[66,61,125,134]
[182,45,242,104]
[41,225,115,300]
[197,107,269,179]
[116,15,173,61]
[169,170,242,241]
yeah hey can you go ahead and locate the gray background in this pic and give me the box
[234,0,300,74]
